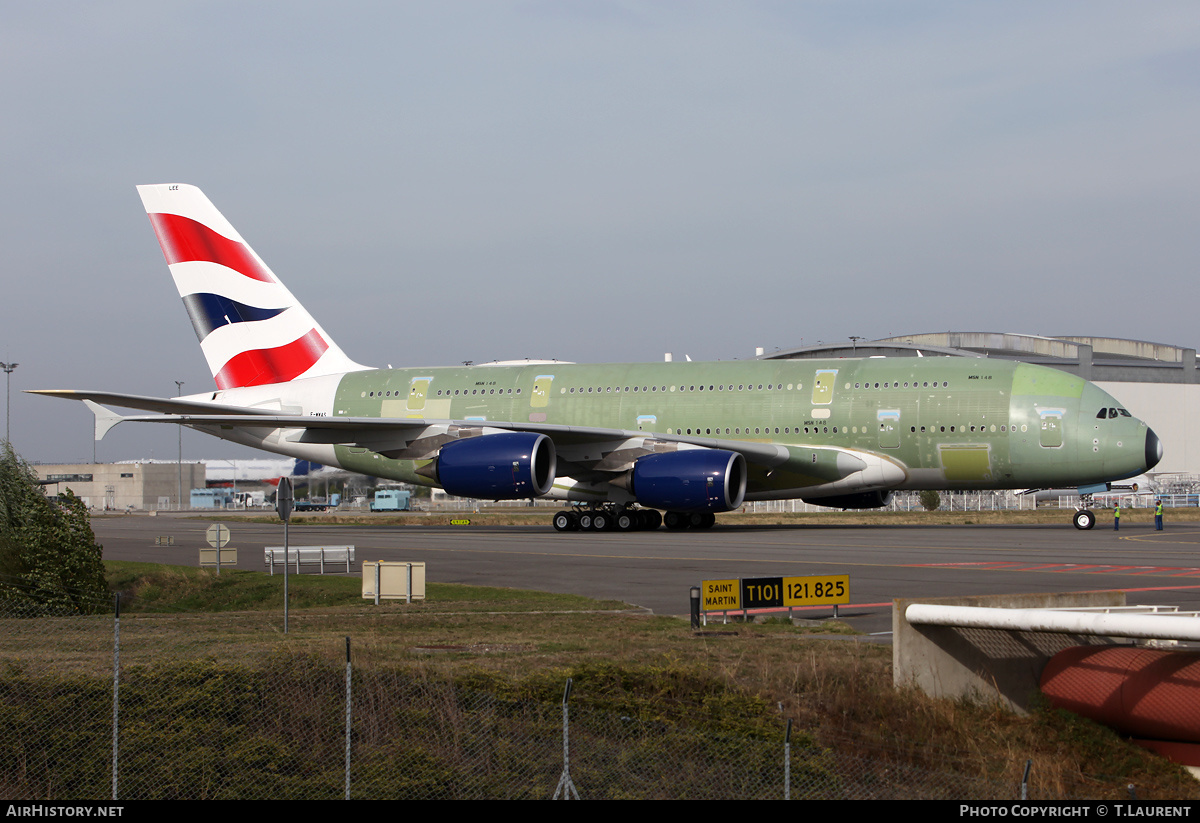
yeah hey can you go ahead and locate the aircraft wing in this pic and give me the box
[37,391,876,485]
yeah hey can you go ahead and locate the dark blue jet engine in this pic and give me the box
[630,449,747,512]
[436,433,556,500]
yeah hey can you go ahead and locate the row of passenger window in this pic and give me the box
[361,388,526,398]
[567,382,801,394]
[360,378,955,400]
[910,424,1025,434]
[665,422,1024,437]
[361,383,812,398]
[561,379,952,394]
[672,426,833,436]
[854,381,949,389]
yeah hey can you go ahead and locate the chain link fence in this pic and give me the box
[0,596,1035,800]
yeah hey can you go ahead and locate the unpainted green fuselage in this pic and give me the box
[314,356,1151,501]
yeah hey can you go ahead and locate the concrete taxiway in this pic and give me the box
[90,515,1200,637]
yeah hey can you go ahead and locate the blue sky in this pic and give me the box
[3,2,1199,462]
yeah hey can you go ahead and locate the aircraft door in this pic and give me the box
[812,370,837,405]
[407,377,432,411]
[1038,409,1064,449]
[877,410,901,449]
[531,375,554,408]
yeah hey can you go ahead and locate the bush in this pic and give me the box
[918,490,941,511]
[0,444,107,612]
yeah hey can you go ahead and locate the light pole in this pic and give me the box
[175,380,184,510]
[0,362,18,446]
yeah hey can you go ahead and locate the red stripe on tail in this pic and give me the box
[214,329,329,389]
[147,212,275,283]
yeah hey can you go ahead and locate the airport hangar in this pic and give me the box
[758,332,1199,483]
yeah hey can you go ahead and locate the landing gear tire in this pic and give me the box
[616,511,636,532]
[578,513,593,530]
[553,511,577,532]
[592,512,612,531]
[640,510,662,531]
[1073,509,1096,530]
[664,511,689,530]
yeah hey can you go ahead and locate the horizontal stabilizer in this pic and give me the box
[27,389,278,417]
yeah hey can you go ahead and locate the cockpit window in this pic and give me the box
[1097,409,1108,419]
[1109,408,1118,419]
[1118,408,1131,417]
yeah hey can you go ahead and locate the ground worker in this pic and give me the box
[1114,503,1120,531]
[1156,499,1164,531]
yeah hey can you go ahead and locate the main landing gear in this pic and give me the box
[662,511,716,530]
[552,505,716,532]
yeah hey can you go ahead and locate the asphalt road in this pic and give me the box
[90,514,1200,637]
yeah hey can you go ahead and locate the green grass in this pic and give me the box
[4,560,1189,799]
[104,561,631,614]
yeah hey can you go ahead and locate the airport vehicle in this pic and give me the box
[292,497,331,513]
[371,489,412,512]
[33,185,1162,531]
[231,490,267,508]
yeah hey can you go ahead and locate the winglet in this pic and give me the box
[82,400,125,441]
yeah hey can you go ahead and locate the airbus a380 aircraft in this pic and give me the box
[34,185,1161,532]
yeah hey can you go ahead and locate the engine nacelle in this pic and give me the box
[630,450,747,512]
[435,432,556,500]
[802,490,891,510]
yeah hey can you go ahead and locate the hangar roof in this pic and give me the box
[759,332,1198,384]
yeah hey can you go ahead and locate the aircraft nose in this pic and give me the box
[1146,428,1163,471]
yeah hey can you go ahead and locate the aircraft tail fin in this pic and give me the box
[136,184,368,390]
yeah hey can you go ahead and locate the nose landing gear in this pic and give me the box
[1073,493,1097,530]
